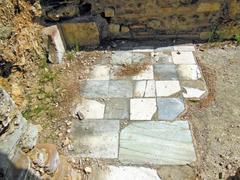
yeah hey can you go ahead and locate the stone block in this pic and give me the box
[60,22,100,47]
[104,7,115,17]
[197,3,221,12]
[121,26,130,33]
[108,24,120,34]
[43,25,66,64]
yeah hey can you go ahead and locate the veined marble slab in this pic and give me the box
[119,121,196,165]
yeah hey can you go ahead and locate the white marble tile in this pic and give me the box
[74,99,105,119]
[132,65,154,80]
[132,46,154,52]
[173,45,195,52]
[183,87,206,100]
[172,51,196,64]
[130,98,157,120]
[71,120,119,159]
[119,121,196,165]
[177,65,202,80]
[156,81,181,97]
[88,65,110,80]
[134,80,156,97]
[89,166,161,180]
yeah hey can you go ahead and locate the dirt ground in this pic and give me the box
[188,44,240,179]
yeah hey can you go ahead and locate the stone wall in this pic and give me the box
[40,0,240,47]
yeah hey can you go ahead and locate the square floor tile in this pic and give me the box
[74,99,105,119]
[119,121,196,165]
[153,64,178,80]
[88,65,110,80]
[132,52,152,63]
[155,46,173,53]
[112,51,132,65]
[93,52,111,65]
[82,80,109,97]
[71,120,119,159]
[172,51,196,64]
[130,98,157,120]
[177,65,202,80]
[151,52,173,64]
[108,80,133,97]
[156,81,181,97]
[110,65,133,80]
[133,80,156,97]
[104,98,129,119]
[132,65,154,80]
[157,98,185,120]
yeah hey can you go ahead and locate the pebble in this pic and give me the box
[67,144,74,151]
[66,121,72,126]
[62,137,70,147]
[84,167,92,174]
[76,111,84,120]
[67,129,71,133]
[226,164,232,170]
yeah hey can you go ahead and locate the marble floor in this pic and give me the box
[70,44,208,179]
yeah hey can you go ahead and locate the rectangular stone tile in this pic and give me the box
[157,98,185,120]
[88,65,110,80]
[155,46,174,53]
[156,81,181,97]
[73,99,105,119]
[71,120,119,159]
[132,46,154,52]
[119,121,196,165]
[133,80,156,97]
[172,52,196,65]
[173,45,195,52]
[81,80,109,98]
[112,51,132,65]
[132,65,154,80]
[108,80,133,97]
[104,98,129,119]
[89,166,161,180]
[153,65,178,80]
[130,98,157,120]
[177,65,202,80]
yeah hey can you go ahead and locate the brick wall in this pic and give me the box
[41,0,240,46]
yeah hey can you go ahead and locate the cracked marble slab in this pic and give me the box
[130,98,157,120]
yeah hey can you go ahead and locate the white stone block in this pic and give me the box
[43,25,65,64]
